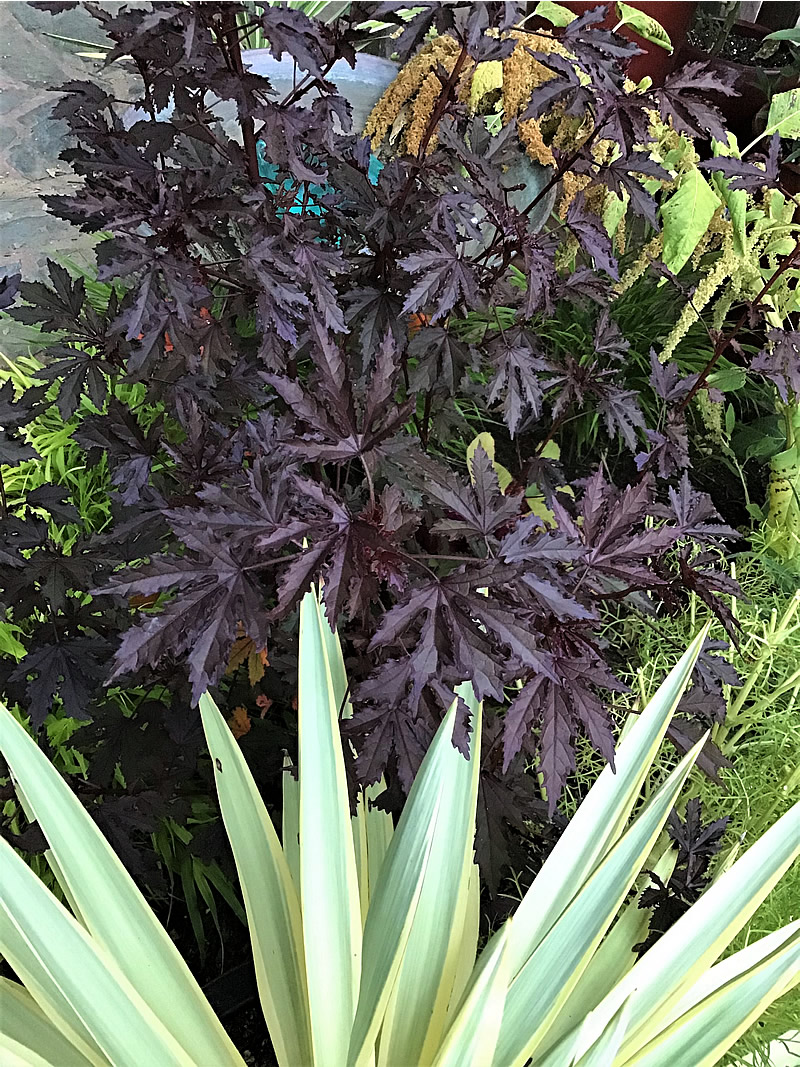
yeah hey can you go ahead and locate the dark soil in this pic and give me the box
[688,22,795,67]
[226,1005,278,1067]
[199,955,276,1065]
[163,905,278,1064]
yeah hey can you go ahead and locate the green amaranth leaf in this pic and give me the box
[533,1,575,27]
[706,366,746,393]
[467,432,513,493]
[660,168,721,275]
[766,88,800,140]
[711,136,747,259]
[603,190,628,241]
[469,61,503,112]
[763,28,800,46]
[616,2,672,52]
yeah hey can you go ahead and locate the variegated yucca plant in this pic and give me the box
[1,589,800,1067]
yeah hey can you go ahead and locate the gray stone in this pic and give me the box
[0,2,134,284]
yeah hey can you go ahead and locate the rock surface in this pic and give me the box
[0,2,137,356]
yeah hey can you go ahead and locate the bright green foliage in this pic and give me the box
[764,88,800,143]
[150,809,247,965]
[647,100,800,555]
[0,269,259,961]
[660,168,721,275]
[711,136,748,258]
[533,1,576,27]
[1,591,800,1065]
[0,351,112,546]
[764,404,800,561]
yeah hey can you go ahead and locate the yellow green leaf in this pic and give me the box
[615,2,672,52]
[766,88,800,140]
[200,693,312,1066]
[467,432,513,492]
[661,168,721,275]
[298,592,362,1066]
[469,61,503,112]
[534,1,576,26]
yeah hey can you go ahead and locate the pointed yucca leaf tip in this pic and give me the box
[197,688,312,1066]
[198,691,218,716]
[297,582,361,1066]
[198,693,226,765]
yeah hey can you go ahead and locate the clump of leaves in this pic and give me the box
[1,0,777,890]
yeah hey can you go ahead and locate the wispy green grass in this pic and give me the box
[562,554,800,1065]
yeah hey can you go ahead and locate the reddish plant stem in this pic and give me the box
[473,117,608,279]
[521,108,611,218]
[279,59,337,109]
[534,411,568,457]
[396,43,470,211]
[219,9,261,185]
[679,236,800,413]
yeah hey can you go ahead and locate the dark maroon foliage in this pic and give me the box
[752,328,800,402]
[635,798,730,954]
[0,2,750,888]
[698,133,780,191]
